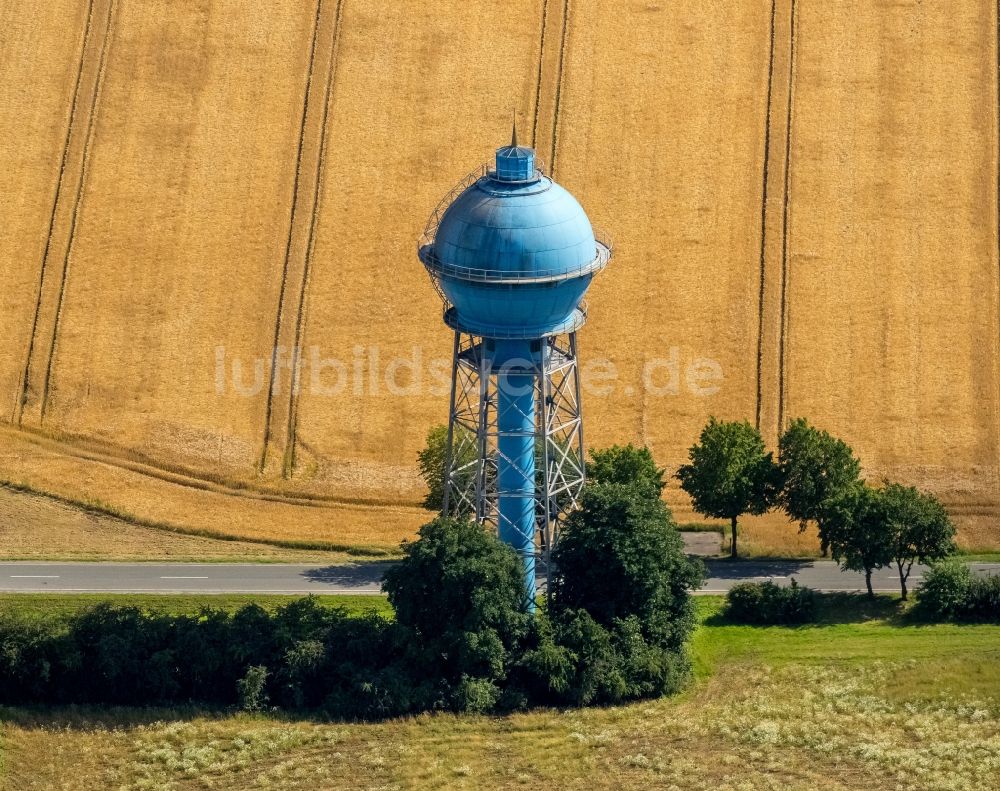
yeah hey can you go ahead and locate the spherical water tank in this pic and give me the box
[419,141,609,339]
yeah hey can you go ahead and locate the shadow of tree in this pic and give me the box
[701,559,813,579]
[299,563,393,588]
[814,592,908,624]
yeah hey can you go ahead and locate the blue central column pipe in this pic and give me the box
[492,339,537,610]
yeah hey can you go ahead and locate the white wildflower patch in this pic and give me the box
[106,720,344,789]
[747,720,780,745]
[619,753,651,768]
[702,662,1000,791]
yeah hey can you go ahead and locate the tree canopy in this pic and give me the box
[777,418,861,554]
[586,443,666,497]
[824,482,956,599]
[676,418,778,558]
[823,484,890,596]
[383,516,532,683]
[880,482,955,600]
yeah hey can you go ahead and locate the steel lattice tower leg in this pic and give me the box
[442,331,586,608]
[538,333,587,583]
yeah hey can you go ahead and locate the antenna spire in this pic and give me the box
[511,111,518,148]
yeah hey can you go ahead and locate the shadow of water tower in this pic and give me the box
[418,125,612,608]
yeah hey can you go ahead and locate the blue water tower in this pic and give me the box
[418,125,611,608]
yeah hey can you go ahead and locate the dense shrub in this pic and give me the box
[915,562,1000,622]
[914,561,973,620]
[382,516,532,712]
[724,579,818,625]
[550,482,704,651]
[967,574,1000,621]
[512,607,688,707]
[237,665,269,712]
[0,599,373,711]
[0,615,74,702]
[540,479,703,704]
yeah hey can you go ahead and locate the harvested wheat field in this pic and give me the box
[1,0,998,554]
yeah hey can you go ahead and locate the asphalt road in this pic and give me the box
[0,561,996,595]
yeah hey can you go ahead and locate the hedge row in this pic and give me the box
[0,598,692,716]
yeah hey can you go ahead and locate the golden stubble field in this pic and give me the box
[1,0,997,554]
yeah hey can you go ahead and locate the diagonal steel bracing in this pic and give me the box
[442,331,586,580]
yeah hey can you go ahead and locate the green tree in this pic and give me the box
[880,482,956,600]
[777,418,861,556]
[417,425,449,511]
[823,484,891,597]
[550,482,704,651]
[417,424,478,511]
[676,418,778,559]
[825,482,956,600]
[586,444,666,497]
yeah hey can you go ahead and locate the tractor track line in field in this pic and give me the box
[39,0,117,423]
[530,0,550,149]
[776,0,798,440]
[283,0,346,477]
[13,0,98,426]
[3,426,427,512]
[0,482,401,558]
[754,0,778,432]
[549,0,571,176]
[260,0,326,473]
